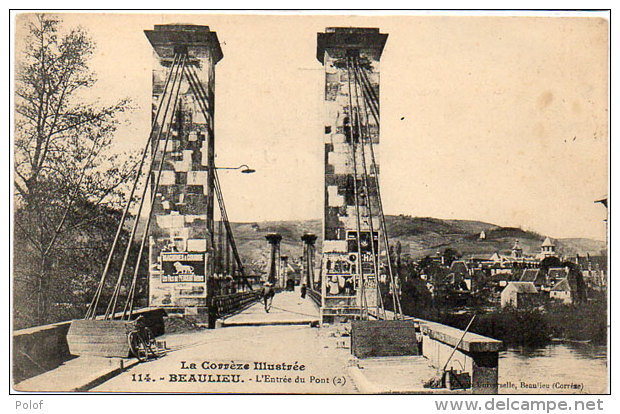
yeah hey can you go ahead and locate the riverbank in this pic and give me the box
[420,300,607,348]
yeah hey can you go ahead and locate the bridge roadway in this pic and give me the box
[16,289,452,393]
[93,289,360,393]
[219,288,319,327]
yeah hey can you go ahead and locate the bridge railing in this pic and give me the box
[419,318,501,393]
[214,290,262,317]
[308,288,322,307]
[366,308,501,393]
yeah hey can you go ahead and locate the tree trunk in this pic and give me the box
[36,255,48,325]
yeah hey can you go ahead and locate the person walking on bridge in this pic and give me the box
[262,281,275,313]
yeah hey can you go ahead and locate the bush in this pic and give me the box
[412,301,607,347]
[545,300,607,344]
[472,307,550,347]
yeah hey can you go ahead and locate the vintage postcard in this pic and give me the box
[11,11,609,395]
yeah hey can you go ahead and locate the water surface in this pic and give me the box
[498,343,607,394]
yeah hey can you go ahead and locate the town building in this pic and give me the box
[487,240,539,269]
[550,278,574,304]
[539,237,557,259]
[500,281,539,308]
[571,254,607,291]
[519,268,546,289]
[511,240,523,258]
[448,260,470,289]
[547,267,569,286]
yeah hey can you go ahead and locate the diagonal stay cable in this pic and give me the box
[121,55,188,320]
[345,56,369,319]
[104,54,187,319]
[85,54,181,319]
[185,65,213,133]
[88,54,180,319]
[183,64,216,254]
[354,65,380,126]
[354,59,403,318]
[184,65,250,289]
[352,64,389,318]
[106,54,186,319]
[356,63,380,105]
[355,61,393,313]
[351,57,388,320]
[212,170,251,289]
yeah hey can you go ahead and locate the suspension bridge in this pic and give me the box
[13,25,501,394]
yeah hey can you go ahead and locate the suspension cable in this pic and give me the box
[212,169,252,289]
[184,64,215,264]
[185,65,212,125]
[85,54,181,319]
[121,54,188,319]
[362,73,403,319]
[345,56,369,320]
[354,58,403,319]
[184,64,250,289]
[354,61,391,319]
[112,54,186,319]
[350,57,388,320]
[106,55,187,319]
[354,65,380,127]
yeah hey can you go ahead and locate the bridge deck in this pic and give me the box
[93,323,358,393]
[220,288,319,327]
[14,356,139,392]
[16,291,466,394]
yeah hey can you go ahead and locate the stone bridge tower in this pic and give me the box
[144,24,223,311]
[317,27,388,322]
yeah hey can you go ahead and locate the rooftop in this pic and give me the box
[504,281,538,294]
[542,237,555,247]
[548,268,569,279]
[520,269,542,283]
[450,260,469,275]
[551,278,572,292]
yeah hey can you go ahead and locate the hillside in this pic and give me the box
[229,215,606,272]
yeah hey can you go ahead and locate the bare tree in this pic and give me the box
[14,14,137,327]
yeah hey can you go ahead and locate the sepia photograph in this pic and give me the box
[10,10,609,395]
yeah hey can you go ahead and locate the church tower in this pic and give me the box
[541,237,556,258]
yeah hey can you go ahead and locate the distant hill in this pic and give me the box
[228,215,606,272]
[554,238,608,258]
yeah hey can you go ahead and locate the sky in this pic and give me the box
[15,12,609,241]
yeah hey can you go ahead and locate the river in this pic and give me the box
[498,343,608,394]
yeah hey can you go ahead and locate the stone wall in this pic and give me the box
[13,308,167,384]
[419,319,501,394]
[351,319,420,358]
[13,320,72,384]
